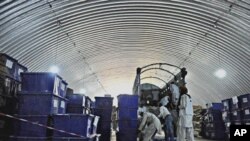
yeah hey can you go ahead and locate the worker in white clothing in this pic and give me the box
[160,89,178,138]
[138,111,162,141]
[177,86,195,141]
[158,103,174,141]
[170,82,180,106]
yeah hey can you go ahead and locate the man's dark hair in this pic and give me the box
[180,86,188,94]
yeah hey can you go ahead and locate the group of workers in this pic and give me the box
[138,86,195,141]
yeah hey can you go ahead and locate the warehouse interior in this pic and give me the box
[0,0,250,141]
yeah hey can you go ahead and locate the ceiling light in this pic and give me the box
[214,69,227,79]
[49,65,59,73]
[80,88,86,94]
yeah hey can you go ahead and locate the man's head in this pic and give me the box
[179,86,188,94]
[138,107,145,117]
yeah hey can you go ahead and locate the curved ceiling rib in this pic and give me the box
[141,76,167,85]
[141,68,175,76]
[0,0,249,106]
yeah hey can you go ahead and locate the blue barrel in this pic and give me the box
[117,94,138,108]
[13,115,52,137]
[18,93,67,115]
[94,97,113,108]
[52,114,94,137]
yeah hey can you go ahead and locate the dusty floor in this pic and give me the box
[110,131,220,141]
[195,138,220,141]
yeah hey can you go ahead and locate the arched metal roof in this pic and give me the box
[0,0,249,106]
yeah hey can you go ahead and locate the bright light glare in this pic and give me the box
[214,69,227,78]
[80,88,86,94]
[49,65,59,73]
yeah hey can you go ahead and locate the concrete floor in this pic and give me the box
[110,131,219,141]
[195,138,220,141]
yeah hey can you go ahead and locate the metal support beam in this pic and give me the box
[141,76,168,84]
[141,67,175,76]
[141,63,182,70]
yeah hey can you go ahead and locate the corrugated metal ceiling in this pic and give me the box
[0,0,250,105]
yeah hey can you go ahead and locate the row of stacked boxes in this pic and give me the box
[0,53,28,141]
[221,94,250,140]
[11,72,99,141]
[0,53,28,82]
[201,103,226,140]
[222,94,250,123]
[0,54,141,141]
[0,53,28,102]
[116,95,138,141]
[64,92,100,139]
[0,53,100,141]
